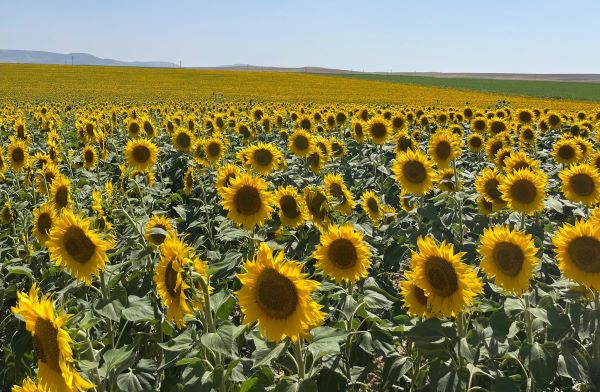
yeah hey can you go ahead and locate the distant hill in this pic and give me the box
[0,49,178,68]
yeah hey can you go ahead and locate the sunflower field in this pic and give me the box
[2,92,600,392]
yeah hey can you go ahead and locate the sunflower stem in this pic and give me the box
[100,271,116,348]
[293,338,306,380]
[524,293,533,346]
[456,312,464,369]
[452,159,464,246]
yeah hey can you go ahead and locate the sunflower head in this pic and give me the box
[361,190,383,223]
[499,168,547,215]
[559,164,600,206]
[125,138,159,173]
[392,149,436,196]
[288,130,313,157]
[399,271,431,318]
[553,219,600,289]
[145,215,176,247]
[221,173,274,230]
[366,116,390,144]
[313,224,371,283]
[479,226,539,294]
[274,186,308,228]
[236,242,324,342]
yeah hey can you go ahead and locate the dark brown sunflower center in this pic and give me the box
[484,178,503,202]
[367,197,379,212]
[493,242,524,277]
[300,119,311,130]
[55,186,69,209]
[308,152,321,167]
[510,179,537,204]
[392,117,404,129]
[279,195,300,219]
[176,132,191,149]
[132,145,151,163]
[371,122,387,138]
[414,285,428,305]
[332,143,343,155]
[254,148,273,167]
[558,145,575,160]
[234,185,262,215]
[567,236,600,273]
[64,226,96,264]
[84,149,94,163]
[397,136,413,152]
[470,136,482,148]
[293,135,309,151]
[473,120,486,131]
[256,268,298,319]
[402,160,427,184]
[33,318,60,372]
[37,213,52,235]
[435,141,451,160]
[519,112,532,123]
[426,256,458,297]
[328,238,358,269]
[165,261,179,297]
[86,123,94,137]
[354,124,364,137]
[207,142,221,157]
[307,191,327,220]
[523,129,534,140]
[223,173,236,187]
[513,162,530,171]
[143,121,154,135]
[11,148,24,164]
[239,126,251,138]
[570,173,595,196]
[129,122,140,135]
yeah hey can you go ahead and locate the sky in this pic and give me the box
[2,0,600,73]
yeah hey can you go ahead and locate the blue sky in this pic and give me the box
[3,0,599,73]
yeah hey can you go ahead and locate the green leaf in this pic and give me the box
[116,359,157,392]
[121,295,155,322]
[200,323,245,358]
[252,341,288,369]
[522,342,559,389]
[102,345,135,376]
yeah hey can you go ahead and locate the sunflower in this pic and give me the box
[236,242,324,342]
[145,215,176,247]
[8,138,29,172]
[519,126,537,145]
[411,236,483,317]
[11,284,95,392]
[124,138,159,173]
[172,128,195,153]
[479,226,539,294]
[126,119,141,138]
[313,224,371,283]
[516,109,534,125]
[303,186,331,228]
[183,166,195,195]
[552,138,582,165]
[477,196,494,216]
[49,175,72,212]
[467,133,485,152]
[503,151,540,173]
[393,131,415,153]
[154,235,209,327]
[399,271,432,318]
[392,149,436,196]
[475,168,506,211]
[324,173,355,216]
[553,219,600,289]
[221,173,274,230]
[361,190,383,223]
[366,116,390,144]
[46,210,113,285]
[1,201,13,224]
[80,145,97,170]
[330,138,346,159]
[471,118,487,133]
[244,142,283,175]
[351,121,365,143]
[274,186,308,228]
[428,131,461,168]
[295,115,313,132]
[288,129,313,157]
[203,136,227,164]
[33,203,56,246]
[307,148,325,174]
[559,164,600,206]
[499,168,547,215]
[215,164,242,196]
[486,133,509,162]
